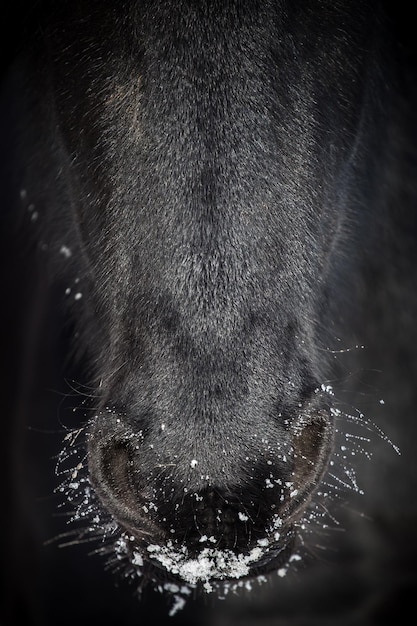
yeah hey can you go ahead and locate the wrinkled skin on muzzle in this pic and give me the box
[18,0,384,587]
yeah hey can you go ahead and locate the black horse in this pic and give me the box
[2,1,417,624]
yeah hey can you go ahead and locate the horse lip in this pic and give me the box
[118,520,296,586]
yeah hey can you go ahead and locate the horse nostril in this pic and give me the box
[286,405,334,517]
[87,424,154,535]
[101,441,132,489]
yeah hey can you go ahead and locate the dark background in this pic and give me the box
[1,2,417,625]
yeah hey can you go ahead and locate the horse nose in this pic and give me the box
[87,395,332,571]
[88,419,292,548]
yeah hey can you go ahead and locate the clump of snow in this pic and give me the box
[257,538,269,547]
[132,551,143,567]
[147,542,264,585]
[161,584,192,617]
[60,245,72,258]
[320,384,334,395]
[268,514,283,532]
